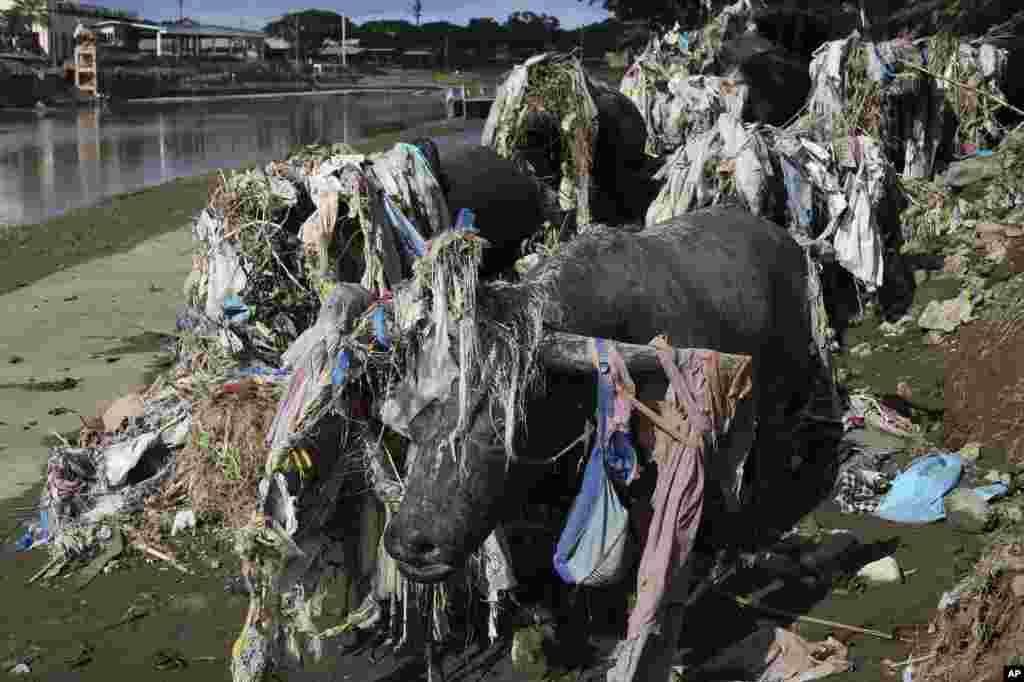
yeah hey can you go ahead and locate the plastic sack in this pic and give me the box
[553,339,636,587]
[553,436,635,587]
[873,452,963,524]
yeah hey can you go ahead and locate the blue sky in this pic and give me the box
[130,0,612,31]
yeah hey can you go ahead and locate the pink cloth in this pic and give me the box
[47,461,83,500]
[602,342,636,447]
[626,348,711,641]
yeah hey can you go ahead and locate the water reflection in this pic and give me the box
[0,92,445,226]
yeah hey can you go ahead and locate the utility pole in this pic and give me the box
[178,0,183,22]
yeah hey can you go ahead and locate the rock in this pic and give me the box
[102,393,146,433]
[1006,226,1024,238]
[849,342,873,358]
[1012,575,1024,598]
[924,331,946,346]
[511,624,557,677]
[945,488,993,533]
[918,293,974,333]
[9,663,30,675]
[958,443,982,463]
[879,320,906,336]
[857,556,903,584]
[171,509,197,537]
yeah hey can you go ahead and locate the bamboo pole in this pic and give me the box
[725,592,902,641]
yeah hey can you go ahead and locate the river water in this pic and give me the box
[0,91,447,227]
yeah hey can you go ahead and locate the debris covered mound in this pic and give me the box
[620,0,809,155]
[482,51,650,231]
[621,0,1021,308]
[917,544,1024,681]
[945,318,1024,462]
[182,140,448,365]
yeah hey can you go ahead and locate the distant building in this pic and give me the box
[145,18,266,59]
[363,47,396,66]
[400,48,435,68]
[92,19,164,55]
[2,0,141,65]
[317,37,362,60]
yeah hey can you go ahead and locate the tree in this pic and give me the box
[579,0,703,30]
[357,19,417,35]
[410,0,423,26]
[505,11,561,56]
[263,10,353,61]
[4,0,49,35]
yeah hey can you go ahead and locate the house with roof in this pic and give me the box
[1,0,141,65]
[138,18,266,58]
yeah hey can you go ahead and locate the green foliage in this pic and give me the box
[263,10,355,59]
[4,0,50,30]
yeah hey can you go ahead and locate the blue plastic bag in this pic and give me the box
[553,339,636,586]
[782,157,814,230]
[372,305,389,349]
[453,208,478,232]
[382,195,427,262]
[331,350,351,387]
[874,453,963,524]
[222,294,252,324]
[974,482,1009,502]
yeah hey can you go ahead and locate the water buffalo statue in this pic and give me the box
[488,62,659,227]
[382,205,818,584]
[435,142,548,277]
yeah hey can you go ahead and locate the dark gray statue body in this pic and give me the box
[437,143,547,276]
[384,206,816,584]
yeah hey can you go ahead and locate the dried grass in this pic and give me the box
[141,379,278,539]
[919,543,1024,681]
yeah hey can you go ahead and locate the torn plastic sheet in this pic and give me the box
[831,137,888,289]
[372,142,451,239]
[801,32,1010,179]
[103,433,163,487]
[381,194,428,265]
[645,114,777,226]
[620,2,757,157]
[482,52,600,228]
[195,210,248,322]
